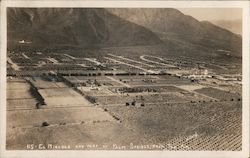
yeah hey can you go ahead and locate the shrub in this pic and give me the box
[42,122,49,127]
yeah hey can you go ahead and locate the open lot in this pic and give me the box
[7,81,30,90]
[7,80,38,110]
[77,87,113,96]
[7,99,37,111]
[38,86,92,107]
[7,89,33,99]
[30,77,68,89]
[7,106,115,128]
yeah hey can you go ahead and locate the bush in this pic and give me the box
[131,101,136,106]
[42,122,49,127]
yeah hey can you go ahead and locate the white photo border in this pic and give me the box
[0,1,249,158]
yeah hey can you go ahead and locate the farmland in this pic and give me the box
[6,46,242,151]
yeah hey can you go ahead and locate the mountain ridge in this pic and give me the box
[7,8,162,50]
[7,8,242,57]
[108,8,242,57]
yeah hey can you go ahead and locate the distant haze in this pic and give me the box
[178,8,242,35]
[177,8,242,21]
[210,19,242,35]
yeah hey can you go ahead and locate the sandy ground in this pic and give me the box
[7,101,241,150]
[6,78,242,151]
[7,81,37,110]
[7,99,37,110]
[39,88,92,107]
[7,106,116,128]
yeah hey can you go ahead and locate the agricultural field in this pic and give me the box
[112,75,192,86]
[64,76,124,87]
[102,101,241,150]
[39,88,91,107]
[195,87,241,101]
[7,106,115,129]
[29,77,68,89]
[6,50,242,151]
[7,78,37,110]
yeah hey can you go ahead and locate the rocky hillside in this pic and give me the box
[108,8,242,57]
[7,8,162,50]
[7,8,242,57]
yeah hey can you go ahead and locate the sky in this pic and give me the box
[177,8,242,21]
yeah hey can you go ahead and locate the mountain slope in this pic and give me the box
[7,8,162,50]
[210,19,242,35]
[108,8,242,57]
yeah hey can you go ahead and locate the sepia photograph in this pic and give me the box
[0,1,249,158]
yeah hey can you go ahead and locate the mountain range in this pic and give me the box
[108,8,242,57]
[7,8,242,57]
[7,8,162,50]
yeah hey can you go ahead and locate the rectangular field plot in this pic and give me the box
[95,93,189,105]
[64,76,124,87]
[39,88,79,98]
[7,99,37,110]
[7,80,37,110]
[143,93,189,103]
[6,121,139,150]
[77,87,112,96]
[7,106,115,128]
[112,75,192,86]
[108,85,186,93]
[75,76,112,81]
[44,97,90,107]
[158,75,192,84]
[30,78,68,89]
[195,87,241,101]
[139,85,187,93]
[64,76,110,81]
[7,81,30,90]
[38,88,91,107]
[7,89,33,99]
[112,75,158,80]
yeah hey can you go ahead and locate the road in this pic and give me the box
[64,54,77,60]
[47,57,59,64]
[84,58,103,65]
[7,57,20,71]
[104,56,155,73]
[140,55,176,68]
[22,53,30,59]
[108,54,155,68]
